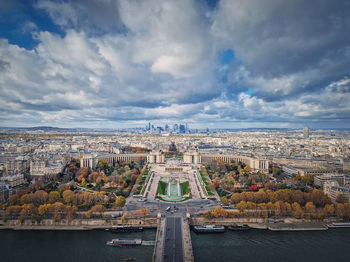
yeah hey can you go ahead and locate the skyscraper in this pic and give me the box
[303,126,310,138]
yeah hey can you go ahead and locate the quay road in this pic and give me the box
[125,197,221,215]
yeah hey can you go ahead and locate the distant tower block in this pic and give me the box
[303,126,310,138]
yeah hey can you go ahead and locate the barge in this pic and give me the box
[106,238,142,246]
[192,225,226,233]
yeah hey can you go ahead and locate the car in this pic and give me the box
[166,206,171,212]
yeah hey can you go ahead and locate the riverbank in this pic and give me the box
[0,218,158,231]
[0,216,345,232]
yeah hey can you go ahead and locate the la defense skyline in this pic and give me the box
[0,0,350,129]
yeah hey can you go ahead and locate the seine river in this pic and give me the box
[1,229,350,262]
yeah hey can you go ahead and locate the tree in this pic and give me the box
[38,204,52,216]
[90,204,105,217]
[291,202,303,219]
[49,191,60,203]
[115,196,126,209]
[65,205,78,220]
[7,205,22,216]
[121,215,126,223]
[291,190,304,205]
[62,190,74,204]
[324,204,335,216]
[231,193,242,204]
[9,194,20,205]
[51,202,65,216]
[311,189,330,207]
[336,203,346,218]
[204,211,213,220]
[21,204,37,217]
[237,201,247,212]
[212,206,222,218]
[243,165,251,173]
[97,160,109,172]
[33,190,49,206]
[305,202,316,218]
[336,194,347,204]
[220,196,229,206]
[20,194,32,205]
[212,206,227,218]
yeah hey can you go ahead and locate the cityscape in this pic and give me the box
[1,1,350,262]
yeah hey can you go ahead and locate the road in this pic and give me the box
[164,216,183,262]
[125,197,221,217]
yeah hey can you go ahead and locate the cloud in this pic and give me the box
[0,0,350,128]
[213,0,350,99]
[35,0,123,33]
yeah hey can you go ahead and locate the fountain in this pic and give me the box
[162,178,184,202]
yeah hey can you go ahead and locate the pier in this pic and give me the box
[153,216,194,262]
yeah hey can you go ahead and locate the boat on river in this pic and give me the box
[192,225,226,233]
[106,238,142,246]
[327,222,350,228]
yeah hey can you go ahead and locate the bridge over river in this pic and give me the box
[153,216,194,262]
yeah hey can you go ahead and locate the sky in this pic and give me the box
[0,0,350,129]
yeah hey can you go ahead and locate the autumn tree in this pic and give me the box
[87,204,105,218]
[115,196,126,209]
[311,189,330,207]
[7,205,22,216]
[291,202,304,219]
[204,211,213,220]
[336,194,347,204]
[243,165,251,173]
[51,202,65,218]
[20,194,33,205]
[62,190,74,204]
[38,204,52,216]
[220,196,229,206]
[48,191,60,203]
[65,205,78,221]
[21,204,37,218]
[237,201,247,213]
[231,193,242,204]
[291,190,304,205]
[305,202,316,219]
[33,190,49,206]
[336,203,346,218]
[324,204,335,216]
[212,206,227,218]
[8,194,20,206]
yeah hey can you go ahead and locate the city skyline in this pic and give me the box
[1,0,350,129]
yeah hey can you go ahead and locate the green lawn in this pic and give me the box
[156,181,167,195]
[181,181,190,195]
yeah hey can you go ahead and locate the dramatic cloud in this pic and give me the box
[0,0,349,128]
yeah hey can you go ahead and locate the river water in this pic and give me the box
[0,229,155,262]
[191,228,350,262]
[1,229,350,262]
